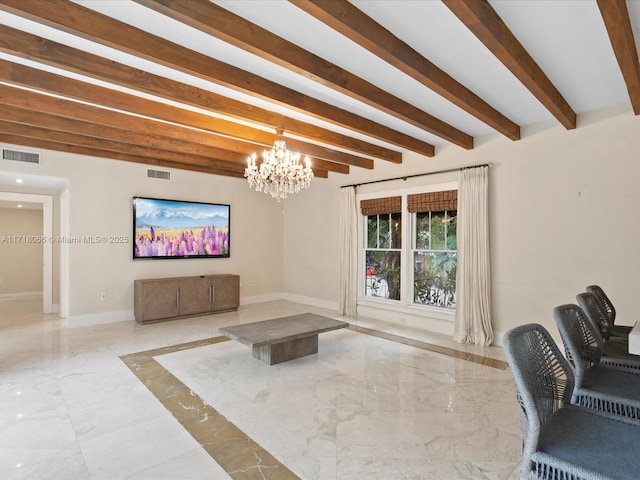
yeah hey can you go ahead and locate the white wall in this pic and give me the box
[283,105,640,343]
[1,148,284,326]
[0,186,60,309]
[282,179,342,310]
[0,207,43,295]
[2,105,639,340]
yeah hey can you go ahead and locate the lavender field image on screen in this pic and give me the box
[133,197,230,259]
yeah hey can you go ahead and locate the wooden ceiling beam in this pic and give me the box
[291,0,520,141]
[0,124,330,179]
[0,85,340,176]
[0,81,255,154]
[0,121,246,173]
[0,131,247,179]
[442,0,577,130]
[0,24,397,164]
[136,0,472,149]
[0,33,373,170]
[0,86,338,177]
[597,0,640,115]
[0,0,435,156]
[0,104,248,169]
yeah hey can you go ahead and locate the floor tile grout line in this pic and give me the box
[123,324,507,370]
[118,321,507,479]
[347,324,509,370]
[120,349,301,480]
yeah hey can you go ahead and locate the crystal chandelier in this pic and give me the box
[245,127,314,201]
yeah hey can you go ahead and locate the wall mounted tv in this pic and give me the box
[133,197,230,259]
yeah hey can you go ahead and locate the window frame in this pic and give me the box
[357,182,458,317]
[411,210,457,309]
[364,212,402,300]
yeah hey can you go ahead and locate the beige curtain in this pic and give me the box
[453,166,493,346]
[338,186,358,316]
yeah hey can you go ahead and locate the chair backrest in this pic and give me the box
[586,285,616,325]
[504,323,575,477]
[577,291,612,341]
[553,304,603,389]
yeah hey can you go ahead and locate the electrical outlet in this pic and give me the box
[100,292,107,301]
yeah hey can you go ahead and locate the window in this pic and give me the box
[360,188,457,311]
[362,196,401,300]
[409,191,457,309]
[413,210,457,308]
[365,212,401,300]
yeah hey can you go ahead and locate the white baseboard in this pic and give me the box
[240,292,338,311]
[0,291,43,300]
[491,330,505,347]
[67,309,134,328]
[55,295,507,347]
[64,294,334,328]
[357,303,455,337]
[240,292,284,305]
[282,293,339,312]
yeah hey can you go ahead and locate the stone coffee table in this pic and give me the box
[219,313,349,365]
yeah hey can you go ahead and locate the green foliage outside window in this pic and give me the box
[364,207,457,308]
[365,213,401,300]
[413,211,457,308]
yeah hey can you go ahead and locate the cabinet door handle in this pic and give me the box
[211,286,215,305]
[176,289,180,308]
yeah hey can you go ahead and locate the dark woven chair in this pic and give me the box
[576,292,629,353]
[557,301,640,374]
[576,290,614,341]
[586,285,633,338]
[577,292,631,359]
[504,323,640,480]
[554,304,640,419]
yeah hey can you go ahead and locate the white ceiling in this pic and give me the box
[0,0,638,172]
[78,0,640,139]
[0,170,68,190]
[0,200,42,210]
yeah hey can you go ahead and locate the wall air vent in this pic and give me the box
[146,169,171,181]
[2,149,41,164]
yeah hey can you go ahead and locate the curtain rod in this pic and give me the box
[340,163,492,189]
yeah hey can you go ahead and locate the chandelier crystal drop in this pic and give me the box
[245,127,314,202]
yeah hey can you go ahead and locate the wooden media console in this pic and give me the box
[134,274,239,324]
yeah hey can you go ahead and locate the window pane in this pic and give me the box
[365,250,401,300]
[413,251,457,308]
[415,212,430,249]
[378,216,390,248]
[430,211,446,250]
[390,212,402,249]
[367,216,377,248]
[447,212,457,250]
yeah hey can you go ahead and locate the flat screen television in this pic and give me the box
[133,196,230,259]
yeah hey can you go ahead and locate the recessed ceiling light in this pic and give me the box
[15,178,23,184]
[17,204,23,208]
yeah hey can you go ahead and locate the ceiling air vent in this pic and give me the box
[2,148,41,164]
[146,168,171,181]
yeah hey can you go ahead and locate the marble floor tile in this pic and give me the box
[0,446,90,480]
[156,328,520,479]
[0,296,522,479]
[127,447,229,480]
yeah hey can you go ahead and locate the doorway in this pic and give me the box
[0,190,69,316]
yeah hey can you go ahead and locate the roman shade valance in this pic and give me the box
[360,196,401,215]
[407,190,457,213]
